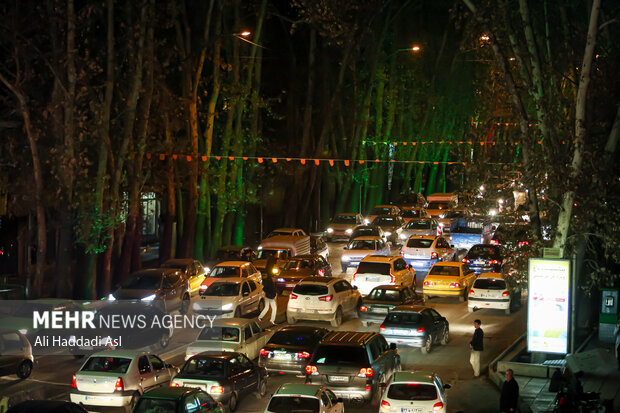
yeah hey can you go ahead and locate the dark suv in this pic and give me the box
[304,331,400,405]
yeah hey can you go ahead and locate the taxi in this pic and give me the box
[422,262,476,302]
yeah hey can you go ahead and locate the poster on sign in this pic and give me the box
[527,258,570,354]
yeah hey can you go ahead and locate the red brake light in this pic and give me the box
[449,236,453,242]
[490,239,499,245]
[469,289,475,296]
[360,305,368,312]
[352,270,357,281]
[502,291,510,297]
[518,241,529,247]
[71,374,77,389]
[318,295,333,302]
[433,401,444,411]
[210,386,223,394]
[379,324,385,331]
[424,280,432,286]
[306,365,318,375]
[449,282,461,288]
[381,401,392,410]
[170,382,180,387]
[416,327,426,333]
[295,351,311,359]
[489,260,500,265]
[290,293,298,299]
[462,258,470,263]
[358,367,374,377]
[114,377,124,392]
[260,348,272,357]
[431,252,438,260]
[400,250,404,257]
[389,271,395,283]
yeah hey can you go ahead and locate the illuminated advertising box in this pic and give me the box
[527,258,570,354]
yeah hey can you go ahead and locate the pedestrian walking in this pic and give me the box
[265,252,278,276]
[500,368,519,412]
[469,319,484,377]
[258,273,278,324]
[614,320,620,370]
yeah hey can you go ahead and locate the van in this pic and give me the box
[254,235,311,274]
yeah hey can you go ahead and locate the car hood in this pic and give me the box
[329,223,356,230]
[376,224,400,231]
[113,288,159,300]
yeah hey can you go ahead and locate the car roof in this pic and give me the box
[390,305,430,313]
[360,255,399,262]
[350,236,383,241]
[271,227,302,232]
[289,254,320,260]
[298,276,337,285]
[320,331,377,345]
[373,205,396,208]
[406,235,438,240]
[211,317,254,327]
[476,272,505,279]
[141,386,201,400]
[272,326,327,334]
[217,245,248,251]
[373,214,400,219]
[431,261,463,268]
[214,261,249,267]
[274,383,323,397]
[353,225,380,230]
[391,371,436,384]
[88,349,149,359]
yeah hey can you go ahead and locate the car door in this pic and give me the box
[320,391,334,413]
[326,389,342,413]
[162,272,184,311]
[246,280,260,311]
[242,324,258,359]
[237,353,258,393]
[228,356,251,395]
[319,256,332,276]
[193,262,206,292]
[137,355,157,390]
[240,281,252,315]
[462,264,476,289]
[148,354,171,386]
[0,332,21,372]
[428,309,447,340]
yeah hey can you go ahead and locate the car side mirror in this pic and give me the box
[407,264,412,269]
[389,343,397,351]
[444,384,451,389]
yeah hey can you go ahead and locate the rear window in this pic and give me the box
[370,207,391,215]
[467,245,499,258]
[269,330,318,347]
[81,357,132,373]
[367,289,402,302]
[427,202,449,209]
[387,383,437,401]
[181,357,227,377]
[405,220,432,229]
[314,345,368,365]
[134,399,178,412]
[473,278,506,290]
[197,327,241,342]
[357,262,390,275]
[428,265,459,276]
[384,312,423,325]
[293,284,329,296]
[406,238,433,248]
[353,228,378,237]
[267,396,319,413]
[451,221,485,234]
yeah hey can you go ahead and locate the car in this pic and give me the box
[304,331,401,405]
[399,218,441,243]
[310,236,330,259]
[265,383,344,413]
[205,246,256,274]
[325,213,365,241]
[266,228,307,238]
[161,258,207,295]
[7,401,87,413]
[379,306,449,353]
[462,244,510,274]
[109,268,191,314]
[185,318,274,361]
[258,326,329,375]
[351,256,415,296]
[193,278,265,318]
[0,328,34,379]
[171,352,267,411]
[348,225,387,243]
[422,262,477,302]
[365,205,401,225]
[70,350,176,412]
[425,201,454,218]
[370,215,406,244]
[400,235,455,272]
[359,285,422,326]
[398,206,429,223]
[379,371,450,413]
[341,236,390,272]
[287,277,362,327]
[200,261,262,292]
[395,192,427,208]
[133,387,224,413]
[274,254,333,294]
[490,223,532,250]
[436,208,472,234]
[468,272,521,314]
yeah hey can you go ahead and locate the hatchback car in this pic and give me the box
[258,326,329,375]
[193,278,265,318]
[171,352,267,411]
[275,255,332,294]
[265,383,343,413]
[400,235,455,272]
[326,213,365,241]
[365,205,401,225]
[348,225,387,243]
[133,387,224,413]
[379,306,449,353]
[305,331,400,405]
[468,273,521,314]
[311,236,330,259]
[287,277,361,327]
[70,350,175,411]
[379,371,450,413]
[352,256,415,296]
[462,244,510,274]
[0,328,34,379]
[359,286,422,326]
[398,207,429,223]
[371,215,406,244]
[200,261,262,292]
[161,258,207,295]
[399,218,440,244]
[341,236,390,272]
[422,262,477,302]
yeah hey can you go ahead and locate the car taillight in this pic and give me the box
[431,252,438,259]
[389,271,395,283]
[360,305,368,312]
[352,271,357,281]
[489,260,500,265]
[400,250,404,257]
[416,327,426,333]
[490,239,499,245]
[290,293,298,299]
[318,269,325,276]
[449,282,461,288]
[306,365,318,375]
[502,291,510,297]
[71,375,77,389]
[433,401,444,411]
[449,236,453,242]
[358,367,374,377]
[295,351,311,359]
[170,382,180,387]
[462,258,470,263]
[424,280,433,286]
[260,348,272,357]
[518,241,529,247]
[380,324,385,331]
[318,295,333,302]
[210,386,223,394]
[381,401,392,410]
[469,289,475,296]
[114,377,124,392]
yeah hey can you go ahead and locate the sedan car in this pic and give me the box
[398,206,429,223]
[341,236,390,272]
[193,278,265,318]
[265,383,343,413]
[171,352,267,411]
[468,272,521,314]
[436,208,472,234]
[70,350,175,411]
[399,218,441,243]
[0,328,34,379]
[422,262,477,302]
[133,387,224,413]
[274,254,332,294]
[161,258,207,295]
[379,371,450,413]
[258,326,329,375]
[365,205,401,225]
[348,225,387,243]
[200,261,262,292]
[325,213,364,241]
[109,268,191,314]
[185,318,274,361]
[379,306,449,353]
[359,285,422,326]
[370,215,406,244]
[462,244,510,274]
[400,235,455,272]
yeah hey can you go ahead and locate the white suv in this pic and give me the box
[287,277,362,327]
[468,272,521,314]
[352,255,416,295]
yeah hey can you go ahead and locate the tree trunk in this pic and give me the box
[160,106,176,261]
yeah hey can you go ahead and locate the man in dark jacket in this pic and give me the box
[500,368,519,412]
[265,252,278,276]
[258,273,278,324]
[469,319,484,377]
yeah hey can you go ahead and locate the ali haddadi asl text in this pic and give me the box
[34,335,121,348]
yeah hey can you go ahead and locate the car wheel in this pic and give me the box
[441,328,449,345]
[159,331,170,349]
[255,376,267,398]
[16,360,33,379]
[421,335,432,354]
[257,299,265,314]
[180,294,190,315]
[234,307,242,318]
[354,300,362,318]
[331,307,343,327]
[228,392,238,412]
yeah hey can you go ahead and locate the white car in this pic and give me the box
[265,383,344,413]
[379,371,450,413]
[200,261,262,292]
[468,272,521,314]
[399,218,441,244]
[352,255,415,296]
[400,235,455,272]
[193,278,265,318]
[341,236,390,272]
[70,350,175,412]
[286,277,362,327]
[185,318,274,361]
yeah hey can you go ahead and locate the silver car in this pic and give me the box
[0,328,34,379]
[399,218,441,244]
[193,278,265,318]
[341,236,390,272]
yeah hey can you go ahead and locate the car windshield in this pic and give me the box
[387,383,437,401]
[269,330,317,347]
[400,209,421,218]
[314,345,368,365]
[348,240,376,250]
[209,266,240,278]
[428,265,460,276]
[283,259,312,270]
[373,217,397,225]
[352,228,378,237]
[474,278,506,290]
[405,220,432,229]
[406,238,433,248]
[81,357,132,373]
[133,399,178,412]
[267,396,320,413]
[333,215,357,224]
[357,262,390,275]
[367,289,402,302]
[120,274,161,290]
[467,245,500,259]
[181,357,227,377]
[197,327,241,342]
[203,282,240,296]
[427,202,449,209]
[370,207,391,215]
[292,284,329,296]
[384,312,423,324]
[257,249,287,259]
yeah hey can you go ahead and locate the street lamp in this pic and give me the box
[394,45,422,54]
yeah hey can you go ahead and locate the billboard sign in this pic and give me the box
[527,258,570,354]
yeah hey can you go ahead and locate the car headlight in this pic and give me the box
[221,303,233,310]
[341,256,350,262]
[327,228,334,233]
[272,267,280,275]
[364,219,370,225]
[439,214,446,219]
[141,294,157,302]
[19,329,28,335]
[204,266,210,274]
[345,229,353,234]
[385,231,392,237]
[108,293,116,302]
[277,278,284,282]
[400,233,407,240]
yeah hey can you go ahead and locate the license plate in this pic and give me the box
[366,276,379,282]
[286,284,295,288]
[274,352,292,360]
[329,375,348,382]
[372,307,388,313]
[401,408,422,413]
[475,260,485,264]
[479,293,487,298]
